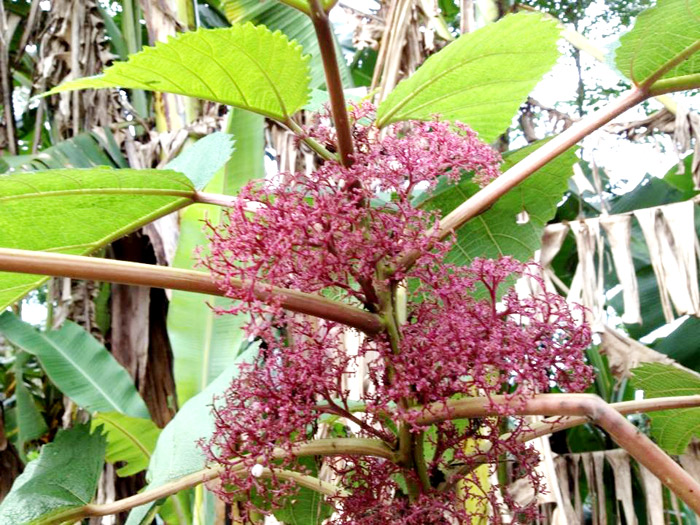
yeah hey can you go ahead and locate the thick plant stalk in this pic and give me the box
[440,395,700,489]
[308,0,354,166]
[415,393,700,514]
[396,86,649,271]
[41,438,393,524]
[0,248,384,335]
[523,395,700,442]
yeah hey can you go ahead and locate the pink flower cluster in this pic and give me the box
[202,106,591,523]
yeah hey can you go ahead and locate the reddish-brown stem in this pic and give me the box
[522,395,700,442]
[414,393,700,514]
[395,86,649,272]
[308,0,354,167]
[0,248,384,335]
[440,395,700,490]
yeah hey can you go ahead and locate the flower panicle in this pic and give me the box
[201,104,591,523]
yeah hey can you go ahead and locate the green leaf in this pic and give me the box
[650,317,700,373]
[46,24,312,121]
[3,129,128,171]
[126,347,257,524]
[12,352,48,447]
[223,0,353,90]
[0,424,106,525]
[0,167,194,309]
[169,108,263,404]
[92,412,161,477]
[419,141,577,265]
[375,13,561,142]
[271,457,334,524]
[630,363,700,454]
[0,313,150,419]
[615,0,700,89]
[165,132,235,190]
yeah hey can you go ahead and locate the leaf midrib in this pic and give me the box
[98,414,153,460]
[39,332,125,413]
[0,188,195,202]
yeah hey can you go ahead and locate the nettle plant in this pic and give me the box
[2,0,700,523]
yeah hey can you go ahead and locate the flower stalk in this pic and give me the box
[308,0,354,166]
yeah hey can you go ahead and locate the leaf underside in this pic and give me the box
[0,167,194,309]
[223,0,353,90]
[93,412,161,477]
[420,141,578,265]
[615,0,700,87]
[46,24,312,120]
[630,363,700,454]
[376,13,562,143]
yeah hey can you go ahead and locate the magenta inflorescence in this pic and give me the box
[202,105,592,523]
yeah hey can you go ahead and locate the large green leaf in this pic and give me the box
[46,24,311,121]
[615,0,700,89]
[0,313,150,419]
[375,13,561,142]
[0,167,194,309]
[126,347,258,524]
[630,363,700,454]
[0,424,106,524]
[92,412,161,477]
[169,109,263,404]
[223,0,353,90]
[419,141,577,265]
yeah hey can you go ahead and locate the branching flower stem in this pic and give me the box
[41,438,393,524]
[0,248,383,335]
[414,393,700,514]
[41,396,700,523]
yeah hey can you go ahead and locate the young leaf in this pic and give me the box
[615,0,700,92]
[126,347,258,524]
[92,412,161,477]
[0,313,150,419]
[418,141,577,265]
[0,424,106,524]
[0,167,194,309]
[169,108,263,404]
[46,24,312,121]
[165,132,236,190]
[630,363,700,454]
[375,13,561,142]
